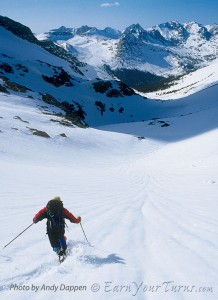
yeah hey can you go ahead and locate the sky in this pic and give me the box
[0,0,218,33]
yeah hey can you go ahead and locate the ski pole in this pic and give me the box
[3,223,34,249]
[80,222,90,244]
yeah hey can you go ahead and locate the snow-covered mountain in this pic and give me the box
[0,16,155,127]
[37,21,218,93]
[37,25,121,42]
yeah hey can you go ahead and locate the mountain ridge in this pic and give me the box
[37,20,218,93]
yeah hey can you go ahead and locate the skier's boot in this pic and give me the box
[53,247,60,254]
[58,247,67,263]
[58,248,66,256]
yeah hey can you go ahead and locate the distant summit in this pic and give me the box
[122,24,145,36]
[152,21,189,45]
[184,21,212,40]
[37,25,121,42]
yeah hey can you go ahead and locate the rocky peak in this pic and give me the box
[46,26,74,41]
[154,21,189,45]
[146,28,169,45]
[206,24,218,36]
[102,27,121,39]
[74,25,98,35]
[0,15,38,43]
[122,24,145,36]
[52,26,73,33]
[184,21,211,40]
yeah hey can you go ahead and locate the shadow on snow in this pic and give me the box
[67,240,125,267]
[97,84,218,142]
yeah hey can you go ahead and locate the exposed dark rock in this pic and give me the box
[148,120,170,127]
[42,68,73,87]
[27,127,51,138]
[5,80,30,92]
[50,118,73,127]
[41,93,60,106]
[60,133,67,137]
[0,84,9,93]
[0,76,31,92]
[118,81,135,96]
[1,53,13,59]
[95,101,106,115]
[106,88,122,97]
[15,64,29,73]
[13,116,29,123]
[41,93,88,128]
[161,122,170,127]
[72,101,86,120]
[0,62,14,74]
[93,81,112,93]
[92,80,134,98]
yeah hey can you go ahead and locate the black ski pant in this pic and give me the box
[47,226,67,250]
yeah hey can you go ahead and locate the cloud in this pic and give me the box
[100,2,120,8]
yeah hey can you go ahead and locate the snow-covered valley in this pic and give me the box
[0,83,217,300]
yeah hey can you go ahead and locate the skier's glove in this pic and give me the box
[33,217,38,224]
[77,216,81,223]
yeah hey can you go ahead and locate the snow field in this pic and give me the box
[0,89,218,300]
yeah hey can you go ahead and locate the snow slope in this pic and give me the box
[0,76,218,300]
[145,59,218,99]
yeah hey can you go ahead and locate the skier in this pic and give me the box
[33,196,81,259]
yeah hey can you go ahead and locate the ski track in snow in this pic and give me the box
[0,92,218,300]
